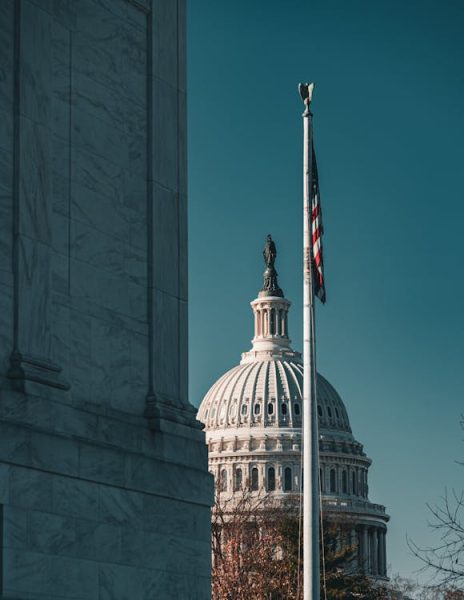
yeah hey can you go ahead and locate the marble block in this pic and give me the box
[0,0,212,598]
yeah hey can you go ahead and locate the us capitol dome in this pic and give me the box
[197,237,389,578]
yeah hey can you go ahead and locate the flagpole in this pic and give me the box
[300,82,320,600]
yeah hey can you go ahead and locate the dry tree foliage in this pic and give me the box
[211,488,298,600]
[211,486,464,599]
[408,419,464,595]
[211,488,390,599]
[409,489,464,590]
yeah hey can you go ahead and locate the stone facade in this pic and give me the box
[0,1,212,598]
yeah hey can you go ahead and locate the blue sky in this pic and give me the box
[187,0,464,581]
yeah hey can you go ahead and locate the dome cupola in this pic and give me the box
[245,234,293,358]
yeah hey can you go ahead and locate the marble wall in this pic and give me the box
[0,0,212,598]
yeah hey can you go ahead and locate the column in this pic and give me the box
[6,0,69,394]
[145,1,197,426]
[379,530,386,576]
[362,526,368,574]
[351,528,358,570]
[254,310,259,337]
[384,530,387,576]
[358,527,363,570]
[372,528,378,575]
[377,530,383,576]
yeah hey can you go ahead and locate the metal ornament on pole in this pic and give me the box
[299,81,320,600]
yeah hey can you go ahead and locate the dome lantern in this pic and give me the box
[244,235,294,360]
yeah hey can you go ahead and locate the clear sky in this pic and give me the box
[187,0,464,582]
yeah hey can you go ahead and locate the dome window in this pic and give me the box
[267,467,276,491]
[281,403,287,415]
[335,408,340,419]
[330,469,336,493]
[254,403,261,415]
[241,404,248,416]
[211,408,216,418]
[251,467,259,491]
[317,405,322,417]
[267,403,274,415]
[342,470,347,494]
[284,467,292,492]
[220,469,228,492]
[235,468,243,491]
[294,403,300,415]
[327,407,332,419]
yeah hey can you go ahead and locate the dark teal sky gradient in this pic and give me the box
[187,0,464,580]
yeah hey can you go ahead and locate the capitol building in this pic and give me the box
[198,242,389,578]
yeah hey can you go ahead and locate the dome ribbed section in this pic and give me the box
[197,358,352,436]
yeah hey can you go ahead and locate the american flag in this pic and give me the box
[311,150,326,303]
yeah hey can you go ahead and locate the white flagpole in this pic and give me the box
[300,82,320,600]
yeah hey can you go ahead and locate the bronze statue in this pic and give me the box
[260,235,283,298]
[263,234,277,268]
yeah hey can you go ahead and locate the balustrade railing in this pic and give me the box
[323,497,386,514]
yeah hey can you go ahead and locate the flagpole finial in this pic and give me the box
[299,82,315,106]
[299,82,315,116]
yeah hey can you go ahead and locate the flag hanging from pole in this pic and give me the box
[311,149,326,303]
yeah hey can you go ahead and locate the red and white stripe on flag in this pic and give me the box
[311,178,326,304]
